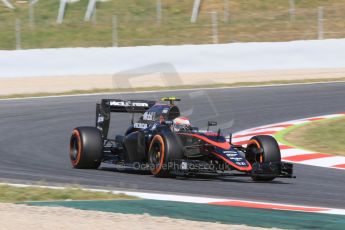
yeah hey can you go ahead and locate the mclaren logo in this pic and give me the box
[109,101,149,107]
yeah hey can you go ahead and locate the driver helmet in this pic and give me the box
[172,117,191,132]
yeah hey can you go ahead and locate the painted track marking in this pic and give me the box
[232,113,345,170]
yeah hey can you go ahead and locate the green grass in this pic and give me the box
[280,116,345,156]
[0,185,136,203]
[1,76,344,99]
[1,0,345,49]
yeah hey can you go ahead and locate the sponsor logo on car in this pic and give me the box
[143,112,156,121]
[97,115,104,123]
[229,157,244,161]
[109,101,149,107]
[134,123,148,129]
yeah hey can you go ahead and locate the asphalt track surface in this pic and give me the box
[0,82,345,208]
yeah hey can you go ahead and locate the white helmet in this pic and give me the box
[172,117,191,132]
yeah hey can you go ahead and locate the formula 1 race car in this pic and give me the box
[69,97,294,181]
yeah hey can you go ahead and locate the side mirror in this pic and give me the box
[207,121,217,131]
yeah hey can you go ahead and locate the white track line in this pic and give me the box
[280,149,316,158]
[299,156,345,167]
[1,81,344,101]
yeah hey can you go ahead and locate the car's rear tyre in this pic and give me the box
[247,135,281,182]
[148,132,183,177]
[69,127,103,169]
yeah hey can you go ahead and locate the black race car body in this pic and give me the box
[69,97,294,180]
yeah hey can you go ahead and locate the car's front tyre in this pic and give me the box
[246,135,281,182]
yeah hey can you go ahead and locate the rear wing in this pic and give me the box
[100,99,155,113]
[96,99,156,138]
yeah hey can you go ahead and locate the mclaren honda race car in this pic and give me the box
[69,97,294,181]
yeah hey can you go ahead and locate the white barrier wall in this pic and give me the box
[1,39,345,78]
